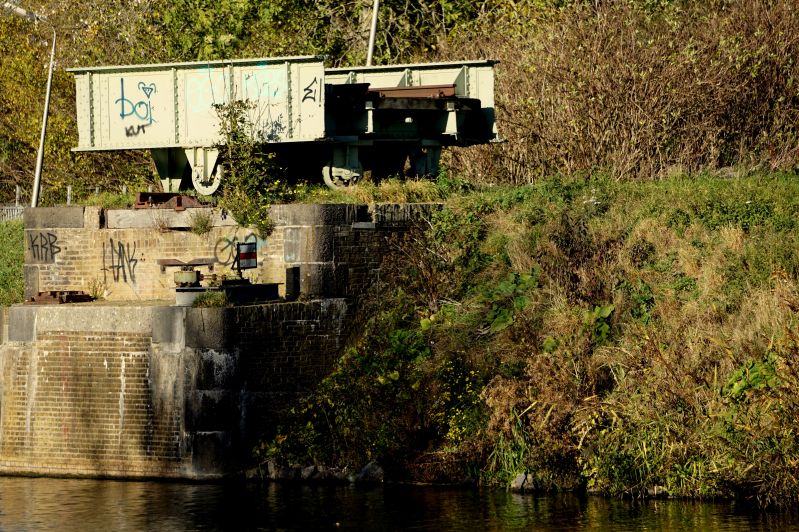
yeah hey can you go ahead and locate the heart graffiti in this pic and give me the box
[138,82,156,99]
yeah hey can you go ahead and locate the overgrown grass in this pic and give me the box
[192,290,229,307]
[80,192,136,209]
[293,173,471,204]
[0,221,24,306]
[294,179,441,204]
[264,172,799,507]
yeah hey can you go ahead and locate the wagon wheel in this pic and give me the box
[192,163,223,196]
[321,161,362,189]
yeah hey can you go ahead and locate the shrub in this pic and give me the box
[0,221,23,306]
[445,0,799,184]
[192,290,228,307]
[188,209,214,236]
[214,100,292,238]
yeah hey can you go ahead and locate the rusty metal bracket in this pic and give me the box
[26,291,94,305]
[157,257,217,273]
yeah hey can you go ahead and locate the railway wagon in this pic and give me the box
[68,55,497,192]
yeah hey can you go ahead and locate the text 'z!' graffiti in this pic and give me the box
[28,232,61,263]
[103,239,138,283]
[116,79,157,135]
[302,78,318,103]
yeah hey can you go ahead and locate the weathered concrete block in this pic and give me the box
[35,305,153,334]
[0,306,7,344]
[152,306,187,345]
[24,206,85,229]
[285,267,300,301]
[352,222,376,230]
[83,206,102,229]
[8,306,37,342]
[270,204,365,226]
[371,202,441,225]
[106,207,236,229]
[299,264,347,297]
[283,226,334,263]
[185,308,227,349]
[23,265,38,300]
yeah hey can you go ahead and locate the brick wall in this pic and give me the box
[0,301,349,478]
[23,203,438,302]
[0,331,182,477]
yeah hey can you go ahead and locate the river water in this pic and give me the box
[0,477,796,531]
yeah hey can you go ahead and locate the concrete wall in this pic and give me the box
[0,301,349,479]
[24,203,437,302]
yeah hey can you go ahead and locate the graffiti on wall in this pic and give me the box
[103,239,139,283]
[28,232,61,263]
[115,79,156,126]
[302,77,319,103]
[214,233,267,266]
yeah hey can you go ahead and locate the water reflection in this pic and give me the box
[0,477,795,531]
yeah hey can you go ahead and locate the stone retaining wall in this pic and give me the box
[0,301,349,479]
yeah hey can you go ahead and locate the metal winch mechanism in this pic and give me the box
[173,265,206,288]
[160,244,280,306]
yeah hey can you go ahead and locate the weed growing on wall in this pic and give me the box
[214,100,293,238]
[188,209,214,236]
[192,291,229,307]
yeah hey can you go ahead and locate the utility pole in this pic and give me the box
[2,1,53,207]
[366,0,379,66]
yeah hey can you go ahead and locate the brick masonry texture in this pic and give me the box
[2,202,436,478]
[0,301,350,478]
[23,203,438,302]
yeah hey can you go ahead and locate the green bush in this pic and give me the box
[0,221,24,306]
[214,100,293,238]
[192,290,228,307]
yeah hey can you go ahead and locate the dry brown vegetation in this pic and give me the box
[445,0,799,183]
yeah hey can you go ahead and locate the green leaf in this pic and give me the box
[490,308,514,332]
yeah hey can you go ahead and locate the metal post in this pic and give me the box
[31,28,56,208]
[366,0,379,66]
[66,185,71,205]
[1,2,36,21]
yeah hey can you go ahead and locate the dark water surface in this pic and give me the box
[0,477,797,531]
